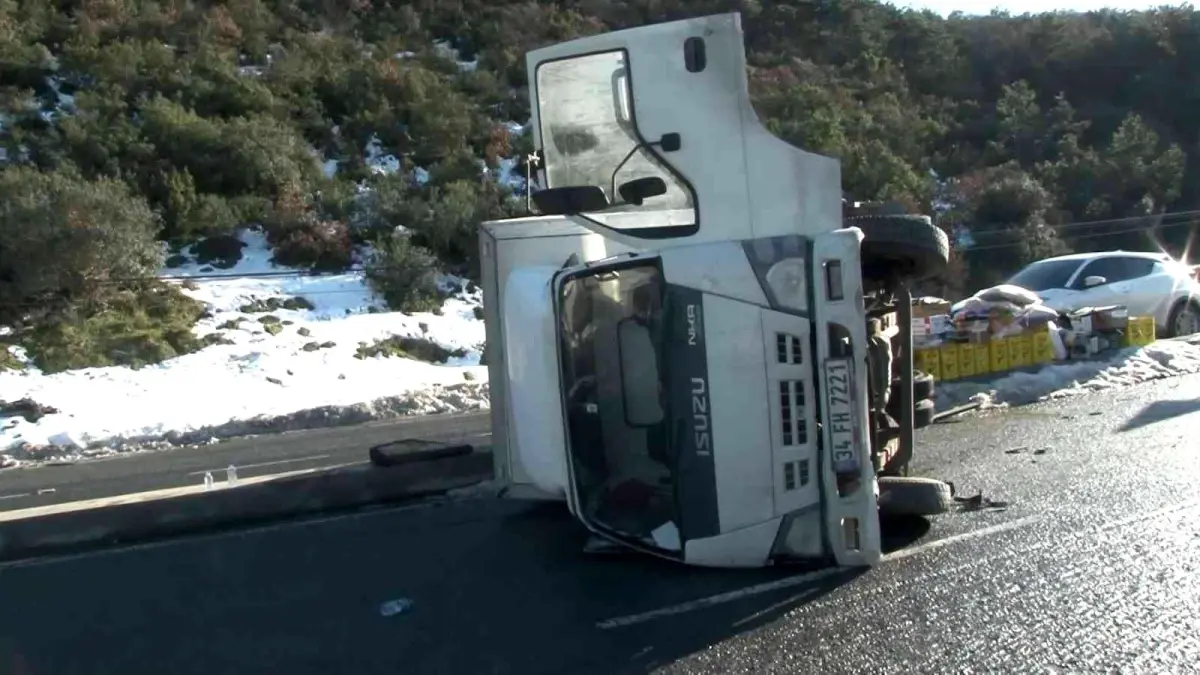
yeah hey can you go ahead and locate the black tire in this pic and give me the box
[846,214,950,282]
[1166,298,1200,338]
[877,476,954,517]
[914,398,935,428]
[890,370,935,403]
[912,370,935,400]
[369,440,473,467]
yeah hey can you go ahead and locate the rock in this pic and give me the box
[297,327,312,337]
[0,397,60,423]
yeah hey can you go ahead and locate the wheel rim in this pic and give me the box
[1175,305,1200,336]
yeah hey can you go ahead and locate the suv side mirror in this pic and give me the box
[617,177,667,206]
[1083,275,1107,288]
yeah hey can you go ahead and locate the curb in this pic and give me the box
[0,450,493,563]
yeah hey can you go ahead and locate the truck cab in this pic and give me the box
[480,13,950,569]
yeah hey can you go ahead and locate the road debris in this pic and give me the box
[379,598,414,617]
[945,481,1008,511]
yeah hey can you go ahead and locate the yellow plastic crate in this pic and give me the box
[1127,316,1156,347]
[916,348,941,381]
[989,338,1010,372]
[1014,334,1033,367]
[957,343,977,378]
[974,342,991,374]
[1031,328,1055,363]
[939,344,960,381]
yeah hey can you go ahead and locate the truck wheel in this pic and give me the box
[913,398,935,428]
[877,476,953,516]
[889,370,935,402]
[847,214,950,282]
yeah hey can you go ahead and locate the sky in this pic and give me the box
[888,0,1192,16]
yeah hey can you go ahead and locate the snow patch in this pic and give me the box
[365,135,401,175]
[0,228,488,465]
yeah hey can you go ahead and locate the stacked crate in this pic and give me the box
[915,313,1156,382]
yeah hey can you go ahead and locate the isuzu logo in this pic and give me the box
[691,377,711,456]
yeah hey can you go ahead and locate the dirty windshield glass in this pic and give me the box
[557,262,680,553]
[535,50,695,230]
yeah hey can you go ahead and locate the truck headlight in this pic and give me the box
[765,258,808,313]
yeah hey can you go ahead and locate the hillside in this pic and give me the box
[2,0,1200,456]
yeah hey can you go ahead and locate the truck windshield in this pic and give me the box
[557,261,681,554]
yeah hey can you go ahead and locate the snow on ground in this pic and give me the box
[937,335,1200,411]
[5,224,1200,467]
[0,229,488,466]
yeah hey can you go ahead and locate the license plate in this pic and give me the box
[823,358,859,474]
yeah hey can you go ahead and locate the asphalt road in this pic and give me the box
[0,411,491,511]
[2,372,1199,673]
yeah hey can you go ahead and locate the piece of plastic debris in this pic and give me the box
[226,464,239,485]
[204,472,214,490]
[1005,446,1027,454]
[953,492,1009,511]
[379,598,413,617]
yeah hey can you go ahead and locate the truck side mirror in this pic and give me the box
[617,177,668,206]
[531,185,610,215]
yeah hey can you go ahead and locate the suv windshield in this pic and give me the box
[1006,259,1082,292]
[556,261,680,553]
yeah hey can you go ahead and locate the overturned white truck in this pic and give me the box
[479,12,953,569]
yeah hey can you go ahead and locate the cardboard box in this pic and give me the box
[912,300,952,318]
[1068,305,1129,334]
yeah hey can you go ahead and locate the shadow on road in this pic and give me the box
[1117,398,1200,433]
[0,496,893,675]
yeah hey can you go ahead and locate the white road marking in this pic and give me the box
[595,503,1200,630]
[880,515,1044,563]
[0,492,31,502]
[185,454,331,476]
[0,490,466,570]
[596,568,845,629]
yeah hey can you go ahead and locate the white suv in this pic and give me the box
[1006,251,1200,337]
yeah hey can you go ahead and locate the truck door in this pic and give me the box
[524,12,844,250]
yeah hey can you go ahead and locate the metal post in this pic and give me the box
[896,283,915,476]
[524,151,539,214]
